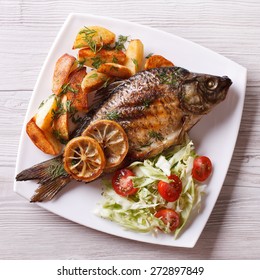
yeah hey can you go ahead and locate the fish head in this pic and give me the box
[179,72,232,114]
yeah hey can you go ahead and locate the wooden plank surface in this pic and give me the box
[0,0,260,259]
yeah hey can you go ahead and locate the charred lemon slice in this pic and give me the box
[63,136,106,182]
[82,120,129,171]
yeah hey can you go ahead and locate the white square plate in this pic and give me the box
[14,13,247,248]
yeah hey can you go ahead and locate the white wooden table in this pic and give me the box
[1,0,260,259]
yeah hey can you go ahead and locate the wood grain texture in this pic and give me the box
[0,0,260,260]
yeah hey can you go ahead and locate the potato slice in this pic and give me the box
[53,95,69,142]
[35,95,57,132]
[73,26,116,50]
[97,63,132,79]
[78,48,126,68]
[26,117,62,155]
[124,39,144,75]
[81,69,111,93]
[52,53,76,95]
[65,68,89,112]
[144,54,174,70]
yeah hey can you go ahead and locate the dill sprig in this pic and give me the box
[79,26,103,53]
[106,111,120,120]
[145,53,153,59]
[148,131,164,141]
[115,35,129,51]
[158,72,178,86]
[52,129,68,145]
[91,56,103,68]
[59,83,79,96]
[132,58,139,70]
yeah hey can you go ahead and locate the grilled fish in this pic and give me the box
[16,66,232,202]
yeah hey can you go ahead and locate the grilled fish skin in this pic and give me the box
[16,66,232,202]
[81,67,232,159]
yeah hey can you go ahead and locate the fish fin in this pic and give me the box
[16,155,66,182]
[16,155,71,202]
[30,176,71,202]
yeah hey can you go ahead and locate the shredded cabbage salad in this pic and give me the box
[95,135,206,238]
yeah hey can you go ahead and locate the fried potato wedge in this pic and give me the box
[35,94,57,132]
[53,95,69,141]
[26,117,62,155]
[65,68,88,112]
[124,39,144,75]
[97,63,132,79]
[52,53,76,95]
[144,54,174,70]
[81,69,111,93]
[73,26,116,49]
[78,48,126,68]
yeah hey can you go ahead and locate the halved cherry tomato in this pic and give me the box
[192,156,212,182]
[112,168,138,196]
[155,209,180,232]
[157,174,182,202]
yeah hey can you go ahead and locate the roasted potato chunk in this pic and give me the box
[81,69,111,93]
[78,48,126,69]
[124,39,144,75]
[97,63,132,79]
[53,95,69,142]
[35,95,57,132]
[73,26,116,50]
[65,68,88,112]
[144,54,174,70]
[26,117,62,155]
[52,53,76,95]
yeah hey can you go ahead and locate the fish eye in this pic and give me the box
[206,78,217,90]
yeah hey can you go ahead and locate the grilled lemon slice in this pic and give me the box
[82,120,129,171]
[63,136,106,182]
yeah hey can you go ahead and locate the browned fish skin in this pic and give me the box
[84,67,232,160]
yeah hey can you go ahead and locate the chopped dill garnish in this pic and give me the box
[52,129,68,145]
[88,73,98,79]
[115,35,129,51]
[145,53,153,59]
[106,111,120,120]
[91,56,103,68]
[132,58,139,69]
[143,99,151,109]
[112,56,119,63]
[77,58,86,68]
[51,98,66,120]
[158,72,178,86]
[79,27,103,53]
[59,83,79,96]
[38,94,55,109]
[38,100,45,109]
[148,131,164,141]
[65,100,77,115]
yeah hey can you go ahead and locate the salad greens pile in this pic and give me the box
[95,135,206,238]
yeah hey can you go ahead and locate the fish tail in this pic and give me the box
[16,155,71,202]
[30,176,71,202]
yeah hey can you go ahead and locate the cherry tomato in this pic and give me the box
[157,174,182,202]
[192,156,213,182]
[155,209,180,232]
[112,168,138,196]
